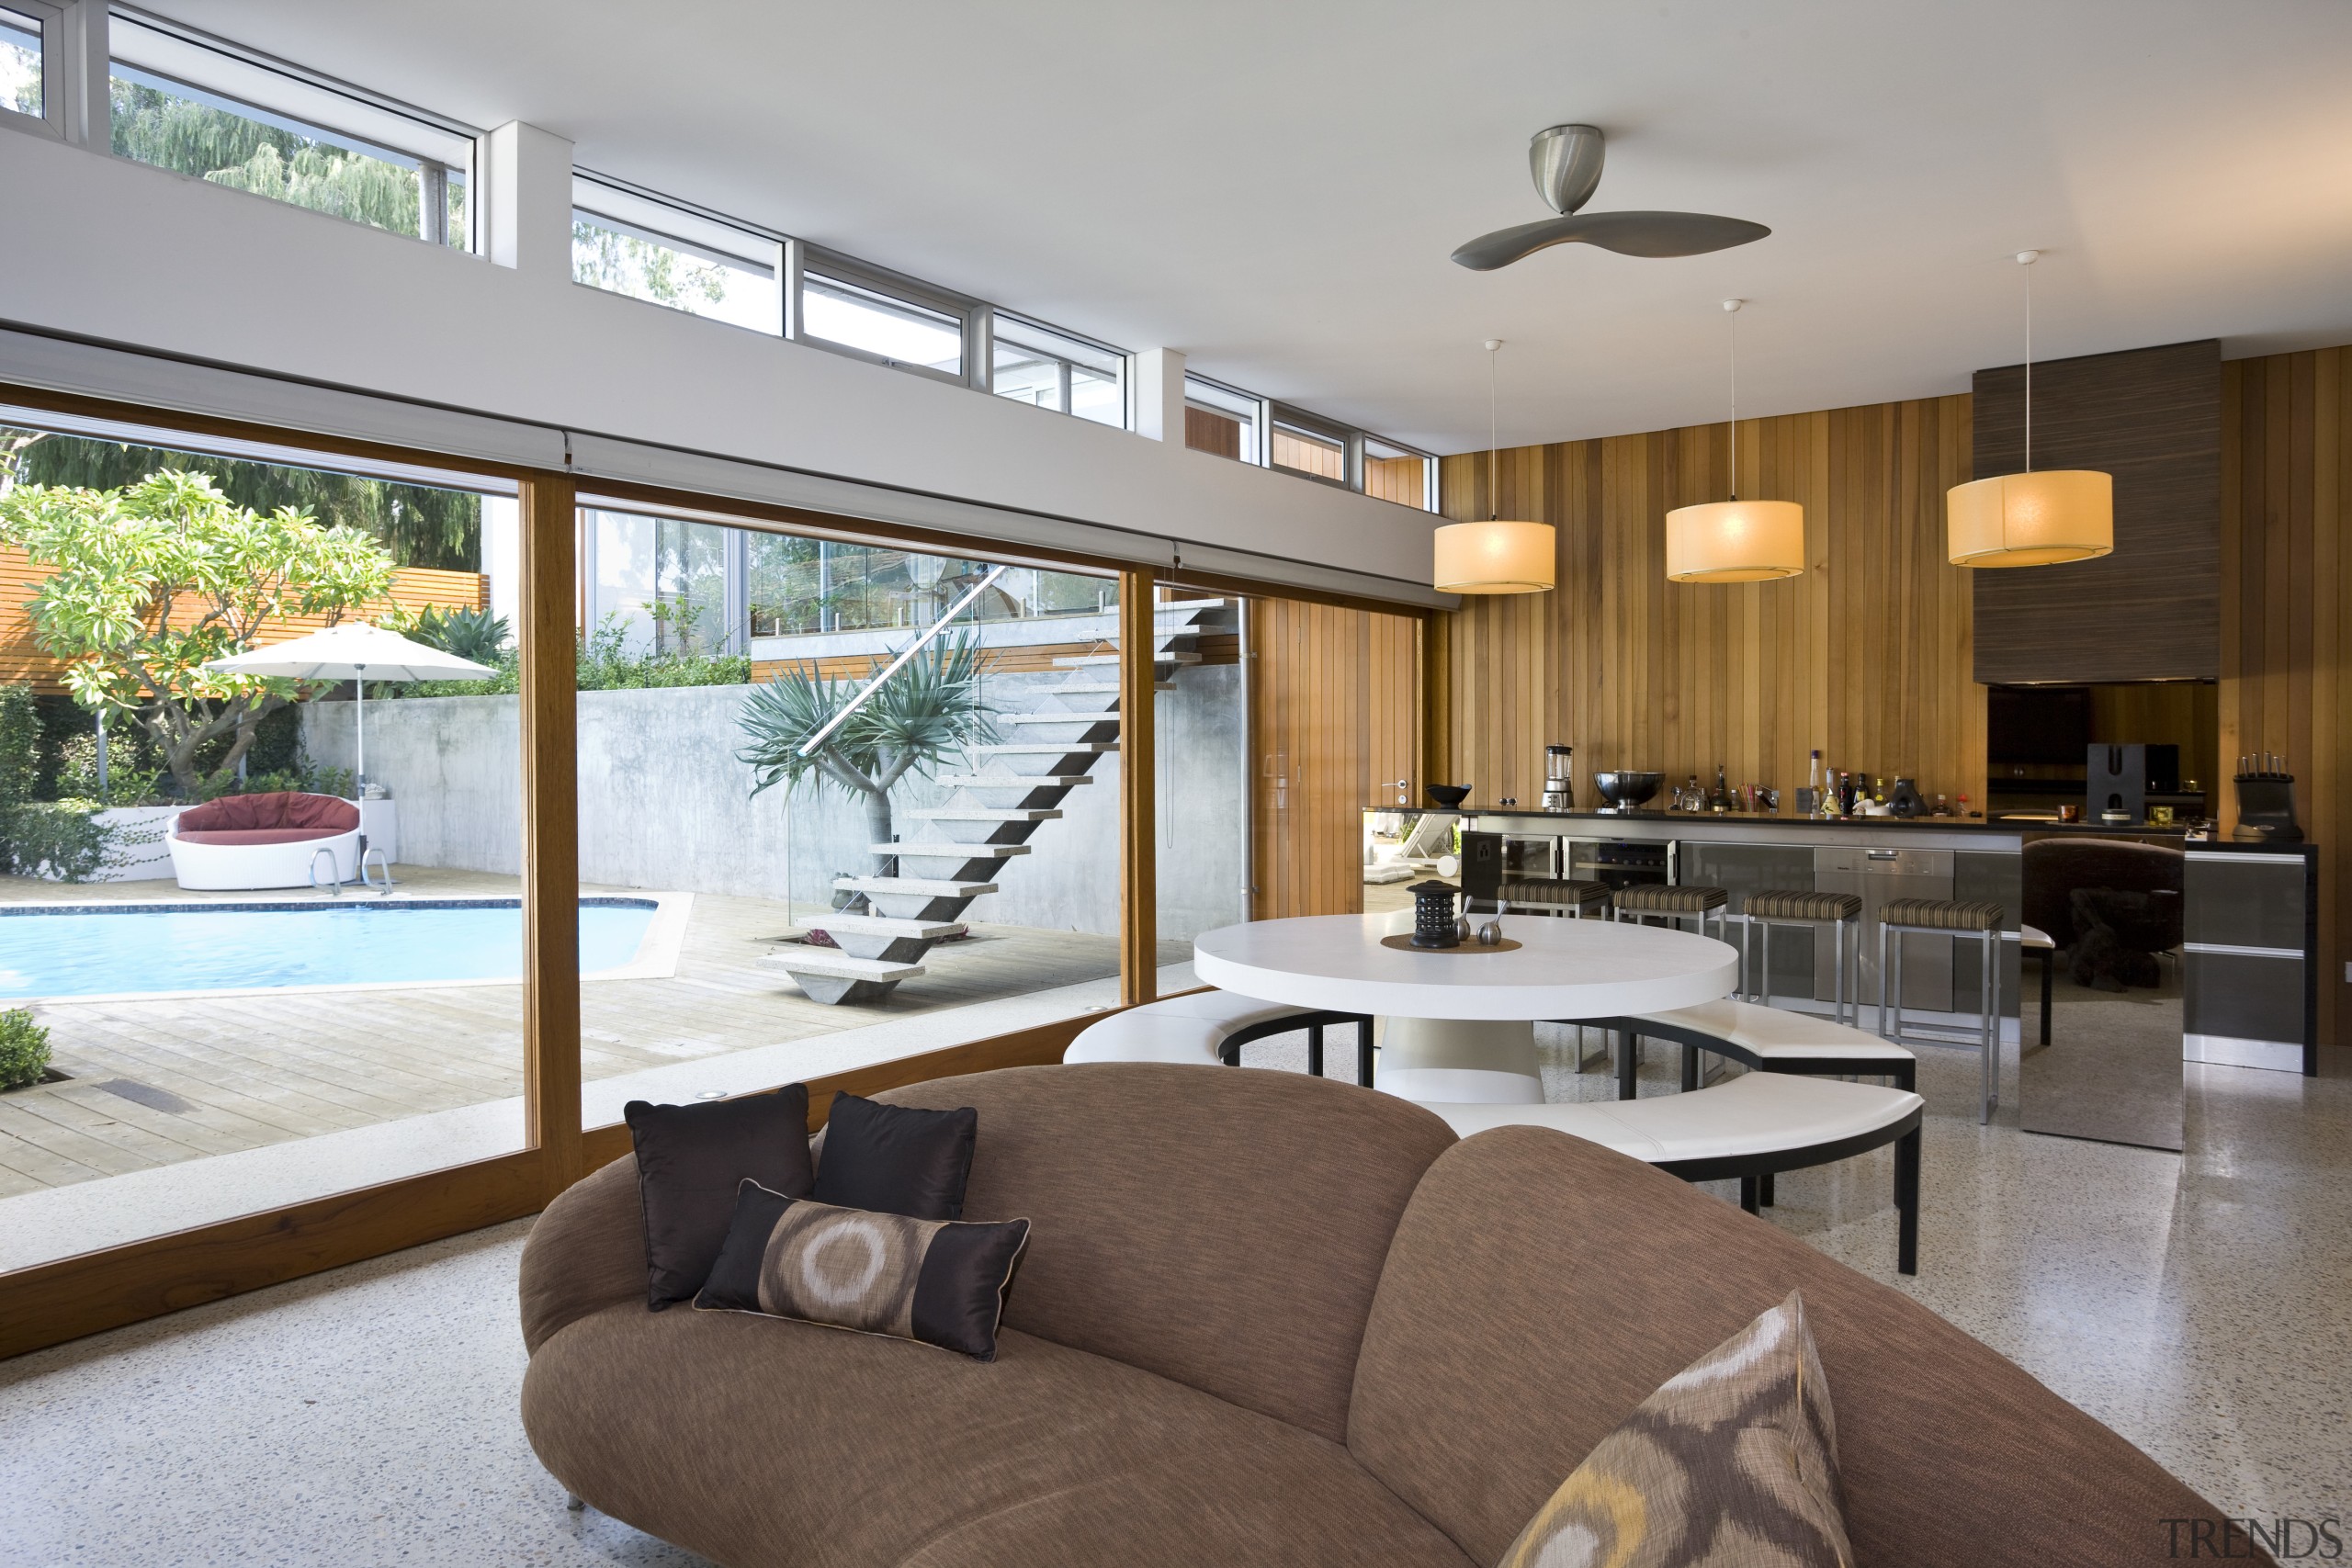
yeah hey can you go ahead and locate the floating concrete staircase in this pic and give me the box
[765,597,1232,1004]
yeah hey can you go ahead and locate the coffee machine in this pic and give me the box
[1543,745,1574,811]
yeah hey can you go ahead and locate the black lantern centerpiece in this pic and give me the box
[1408,880,1463,949]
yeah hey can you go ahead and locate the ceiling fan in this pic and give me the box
[1451,124,1770,271]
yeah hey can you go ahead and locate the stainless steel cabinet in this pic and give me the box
[1815,847,1954,1010]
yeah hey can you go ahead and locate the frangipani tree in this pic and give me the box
[0,469,396,795]
[736,637,999,876]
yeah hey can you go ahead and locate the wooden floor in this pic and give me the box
[0,869,1164,1196]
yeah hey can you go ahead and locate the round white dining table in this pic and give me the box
[1192,913,1741,1103]
[1193,913,1739,1021]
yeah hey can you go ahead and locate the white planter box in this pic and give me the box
[89,805,183,882]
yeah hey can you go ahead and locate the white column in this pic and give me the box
[54,0,110,149]
[1131,348,1186,443]
[482,120,574,276]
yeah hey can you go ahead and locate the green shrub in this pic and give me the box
[0,800,118,881]
[0,1009,51,1090]
[0,682,34,807]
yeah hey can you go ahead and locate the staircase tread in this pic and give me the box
[939,773,1094,785]
[975,741,1118,753]
[905,807,1064,820]
[834,875,999,896]
[1053,681,1172,693]
[761,951,926,979]
[795,914,965,937]
[1004,712,1121,725]
[876,842,1032,857]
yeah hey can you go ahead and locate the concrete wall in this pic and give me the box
[300,668,1247,939]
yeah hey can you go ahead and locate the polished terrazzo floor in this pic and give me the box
[2,1031,2345,1565]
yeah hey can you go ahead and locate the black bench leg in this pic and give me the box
[1680,1043,1699,1093]
[1356,1019,1374,1088]
[1306,1022,1324,1078]
[1758,1171,1775,1208]
[1895,1126,1921,1276]
[1618,1032,1638,1100]
[1739,1175,1760,1214]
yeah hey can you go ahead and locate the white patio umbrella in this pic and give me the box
[203,620,496,791]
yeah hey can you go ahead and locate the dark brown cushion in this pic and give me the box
[695,1181,1028,1359]
[876,1063,1457,1444]
[811,1091,977,1220]
[176,791,358,832]
[1498,1289,1850,1567]
[521,1305,1475,1568]
[1347,1126,2245,1568]
[624,1088,814,1309]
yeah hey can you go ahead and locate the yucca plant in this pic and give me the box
[737,636,998,876]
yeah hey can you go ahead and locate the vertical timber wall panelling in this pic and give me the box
[1250,597,1419,918]
[2221,347,2351,1046]
[1973,340,2222,684]
[518,472,583,1198]
[1433,396,1983,812]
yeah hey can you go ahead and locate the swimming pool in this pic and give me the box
[0,898,663,1001]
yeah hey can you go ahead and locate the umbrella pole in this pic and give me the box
[353,666,368,885]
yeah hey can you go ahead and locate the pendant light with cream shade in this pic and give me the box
[1946,251,2113,567]
[1666,299,1805,582]
[1433,339,1555,593]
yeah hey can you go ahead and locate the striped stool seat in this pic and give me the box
[1613,884,1727,916]
[1879,898,2011,1123]
[1746,889,1861,922]
[1744,888,1864,1023]
[1499,877,1611,916]
[1883,897,2004,931]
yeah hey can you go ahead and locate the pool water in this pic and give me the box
[0,899,658,999]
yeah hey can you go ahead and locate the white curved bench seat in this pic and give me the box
[1589,998,1917,1099]
[1064,990,1369,1081]
[1415,1072,1925,1274]
[1633,998,1915,1063]
[1422,1073,1922,1160]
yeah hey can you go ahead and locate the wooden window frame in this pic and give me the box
[0,378,1429,1360]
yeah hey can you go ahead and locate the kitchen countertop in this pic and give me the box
[1377,803,2195,837]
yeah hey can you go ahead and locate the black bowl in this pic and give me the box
[1592,771,1664,808]
[1425,784,1472,809]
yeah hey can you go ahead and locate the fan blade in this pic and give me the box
[1451,210,1771,270]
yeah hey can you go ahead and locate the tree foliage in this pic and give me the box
[3,428,480,573]
[110,76,465,245]
[572,220,729,309]
[0,470,396,796]
[737,637,998,875]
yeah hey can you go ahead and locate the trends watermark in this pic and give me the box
[2162,1516,2343,1560]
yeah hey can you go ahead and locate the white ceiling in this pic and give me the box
[142,0,2352,454]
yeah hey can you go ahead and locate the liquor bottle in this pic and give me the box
[1806,750,1824,815]
[1685,773,1701,813]
[1713,765,1729,813]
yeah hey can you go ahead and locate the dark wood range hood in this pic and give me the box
[1971,339,2220,685]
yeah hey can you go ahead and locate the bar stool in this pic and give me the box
[1611,882,1731,942]
[1742,889,1863,1024]
[1878,897,2007,1123]
[1498,877,1612,919]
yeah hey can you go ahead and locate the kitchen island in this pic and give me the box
[1363,804,2316,1075]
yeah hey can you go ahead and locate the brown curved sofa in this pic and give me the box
[519,1064,2253,1568]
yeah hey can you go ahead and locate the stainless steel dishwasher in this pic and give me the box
[1815,846,1955,1010]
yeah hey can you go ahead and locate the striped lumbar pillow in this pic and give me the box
[695,1180,1029,1361]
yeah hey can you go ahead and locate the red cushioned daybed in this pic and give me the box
[167,791,362,889]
